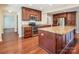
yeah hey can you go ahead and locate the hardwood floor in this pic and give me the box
[1,32,48,54]
[4,28,15,33]
[1,32,79,54]
[71,34,79,54]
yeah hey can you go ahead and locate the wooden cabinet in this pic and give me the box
[53,13,67,26]
[23,26,32,38]
[39,30,56,53]
[22,7,42,21]
[66,12,76,26]
[53,12,76,26]
[56,34,63,53]
[39,30,48,50]
[22,7,30,20]
[47,32,56,53]
[38,29,75,54]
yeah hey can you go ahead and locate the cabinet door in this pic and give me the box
[38,30,56,53]
[36,11,41,21]
[30,10,41,21]
[56,35,63,53]
[23,27,32,38]
[22,7,41,21]
[66,13,72,26]
[22,8,27,20]
[71,13,76,26]
[66,12,76,26]
[38,30,48,49]
[47,32,56,53]
[22,8,30,21]
[25,9,30,20]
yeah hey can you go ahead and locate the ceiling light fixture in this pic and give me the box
[8,10,12,13]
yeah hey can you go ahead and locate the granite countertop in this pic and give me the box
[38,26,75,35]
[22,24,51,27]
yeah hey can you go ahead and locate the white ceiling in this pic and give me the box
[1,4,79,14]
[23,4,71,11]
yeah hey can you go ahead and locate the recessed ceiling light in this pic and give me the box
[8,10,12,13]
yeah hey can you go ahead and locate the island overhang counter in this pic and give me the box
[38,26,75,54]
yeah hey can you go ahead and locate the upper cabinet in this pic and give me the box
[53,11,76,26]
[22,7,42,21]
[53,13,67,26]
[66,12,76,26]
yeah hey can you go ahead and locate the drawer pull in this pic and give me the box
[41,33,44,36]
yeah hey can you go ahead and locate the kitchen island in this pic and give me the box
[38,26,75,54]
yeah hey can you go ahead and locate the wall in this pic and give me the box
[41,13,48,24]
[47,14,53,25]
[0,9,4,41]
[76,11,79,33]
[18,8,22,37]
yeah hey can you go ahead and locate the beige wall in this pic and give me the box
[0,9,4,41]
[76,11,79,33]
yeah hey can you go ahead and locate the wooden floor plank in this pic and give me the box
[0,32,48,54]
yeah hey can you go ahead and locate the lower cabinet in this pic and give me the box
[56,35,63,53]
[38,30,75,54]
[39,30,56,53]
[23,26,32,38]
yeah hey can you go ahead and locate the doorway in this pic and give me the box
[2,14,18,41]
[3,15,18,33]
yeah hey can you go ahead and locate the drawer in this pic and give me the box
[24,34,32,38]
[24,27,32,30]
[24,29,32,31]
[24,31,32,35]
[24,30,32,32]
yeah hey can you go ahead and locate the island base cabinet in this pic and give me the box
[56,35,67,53]
[38,29,75,54]
[56,35,63,53]
[38,30,48,52]
[38,30,56,53]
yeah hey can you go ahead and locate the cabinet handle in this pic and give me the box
[41,33,44,36]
